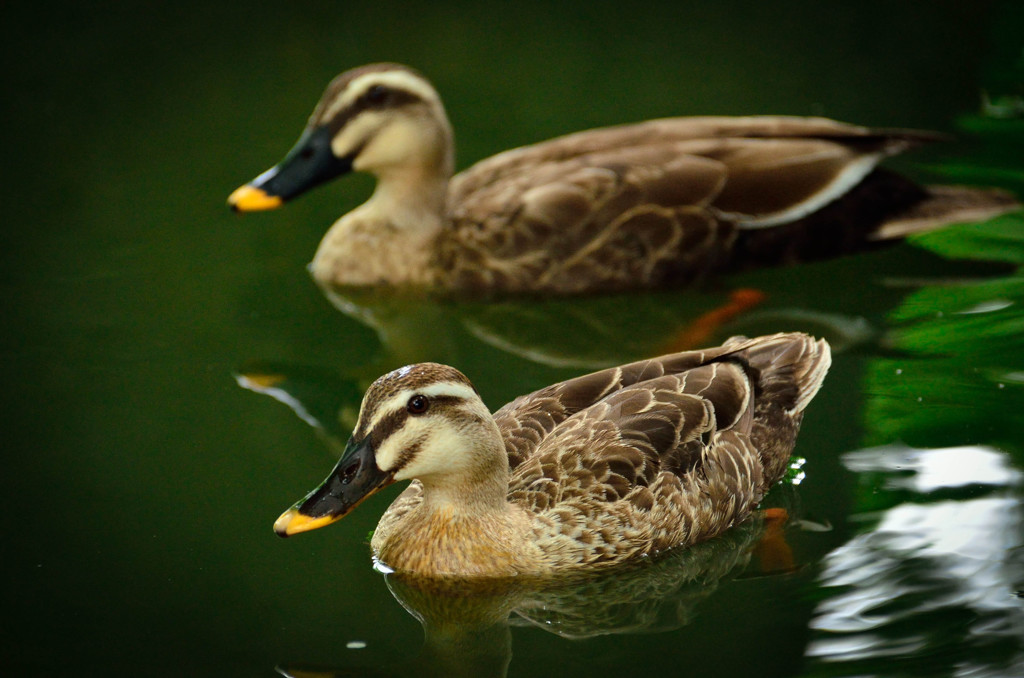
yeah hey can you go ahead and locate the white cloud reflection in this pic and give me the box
[806,444,1024,677]
[840,444,1021,493]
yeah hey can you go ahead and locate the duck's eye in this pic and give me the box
[406,394,429,415]
[365,84,390,105]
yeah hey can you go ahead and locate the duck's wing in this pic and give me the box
[506,361,757,505]
[450,116,929,198]
[508,366,758,565]
[443,117,936,293]
[502,333,830,561]
[494,342,732,469]
[495,332,829,470]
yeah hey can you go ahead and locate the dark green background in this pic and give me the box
[3,1,1023,676]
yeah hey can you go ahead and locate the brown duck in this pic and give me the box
[273,332,831,577]
[229,63,1016,295]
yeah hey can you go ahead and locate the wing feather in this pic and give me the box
[497,333,830,557]
[440,116,939,292]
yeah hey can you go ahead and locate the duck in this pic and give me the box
[228,63,1017,295]
[272,332,831,577]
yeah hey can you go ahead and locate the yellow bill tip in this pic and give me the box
[273,509,340,538]
[228,184,283,212]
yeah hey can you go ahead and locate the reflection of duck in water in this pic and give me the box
[275,512,797,678]
[272,333,830,577]
[229,63,1016,295]
[391,523,770,678]
[321,283,782,371]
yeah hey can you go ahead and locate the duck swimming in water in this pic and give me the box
[229,63,1017,295]
[273,332,831,577]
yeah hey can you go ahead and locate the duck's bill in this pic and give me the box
[273,436,393,538]
[228,125,354,212]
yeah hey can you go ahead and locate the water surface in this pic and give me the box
[3,2,1023,676]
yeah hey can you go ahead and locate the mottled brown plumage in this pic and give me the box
[273,333,831,577]
[229,63,1018,295]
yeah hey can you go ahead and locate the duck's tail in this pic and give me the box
[723,332,832,412]
[870,184,1020,240]
[732,170,1020,268]
[720,333,832,488]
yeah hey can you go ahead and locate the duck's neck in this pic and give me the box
[375,441,541,576]
[418,451,512,516]
[309,162,451,287]
[371,161,451,224]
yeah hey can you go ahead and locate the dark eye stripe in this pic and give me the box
[392,436,425,472]
[325,86,424,135]
[363,394,470,453]
[367,407,410,449]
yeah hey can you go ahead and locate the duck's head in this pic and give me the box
[273,363,501,537]
[229,63,454,212]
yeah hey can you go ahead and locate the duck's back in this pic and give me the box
[496,332,831,568]
[448,116,918,198]
[438,116,1014,294]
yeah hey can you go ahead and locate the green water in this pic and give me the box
[4,1,1024,676]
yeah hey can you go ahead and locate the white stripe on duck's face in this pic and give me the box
[355,366,493,482]
[319,70,443,124]
[313,69,452,174]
